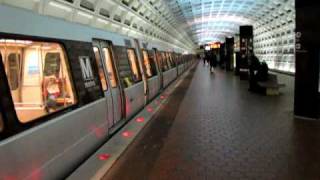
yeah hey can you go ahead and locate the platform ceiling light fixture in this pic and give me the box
[122,27,130,31]
[77,11,93,19]
[97,18,109,24]
[49,1,72,12]
[111,23,121,28]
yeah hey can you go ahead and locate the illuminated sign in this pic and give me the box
[79,56,96,88]
[210,43,221,49]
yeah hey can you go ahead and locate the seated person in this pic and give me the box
[249,55,266,94]
[256,61,269,82]
[43,73,63,112]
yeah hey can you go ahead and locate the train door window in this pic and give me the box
[147,51,158,76]
[176,55,180,65]
[169,53,176,67]
[156,52,164,72]
[167,54,171,68]
[0,39,77,123]
[161,52,169,71]
[165,53,170,69]
[93,47,108,91]
[127,49,142,82]
[102,48,117,88]
[167,53,172,67]
[142,50,153,77]
[166,53,173,69]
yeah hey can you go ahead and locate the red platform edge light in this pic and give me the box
[3,176,17,180]
[98,153,111,161]
[136,117,145,123]
[160,95,166,100]
[122,131,133,138]
[147,106,153,112]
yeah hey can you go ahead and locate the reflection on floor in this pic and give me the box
[104,64,320,180]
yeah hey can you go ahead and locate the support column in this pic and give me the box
[294,1,320,119]
[225,37,235,71]
[239,26,253,80]
[219,43,226,69]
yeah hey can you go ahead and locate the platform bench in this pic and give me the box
[258,74,285,95]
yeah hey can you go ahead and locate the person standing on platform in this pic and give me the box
[210,51,217,73]
[202,54,206,66]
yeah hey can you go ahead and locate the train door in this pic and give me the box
[92,40,123,127]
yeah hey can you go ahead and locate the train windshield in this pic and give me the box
[0,39,77,123]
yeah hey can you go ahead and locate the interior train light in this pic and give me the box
[136,117,145,123]
[98,153,111,161]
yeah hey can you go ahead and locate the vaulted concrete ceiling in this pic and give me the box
[165,0,294,45]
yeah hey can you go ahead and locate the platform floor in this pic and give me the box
[103,64,320,180]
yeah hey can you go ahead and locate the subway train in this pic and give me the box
[0,5,196,180]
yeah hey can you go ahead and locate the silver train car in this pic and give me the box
[0,5,196,180]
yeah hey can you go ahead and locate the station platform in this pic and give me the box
[101,64,320,180]
[90,64,320,179]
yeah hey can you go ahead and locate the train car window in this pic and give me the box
[168,53,176,67]
[175,54,180,65]
[166,53,172,69]
[113,46,133,88]
[169,53,174,68]
[175,55,179,65]
[127,49,142,82]
[0,39,77,123]
[167,53,172,68]
[142,50,153,77]
[93,47,108,91]
[161,52,169,71]
[102,48,117,88]
[147,50,158,76]
[156,52,164,72]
